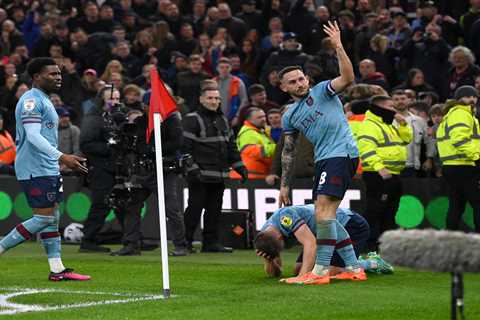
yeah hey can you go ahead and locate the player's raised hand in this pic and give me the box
[59,154,88,174]
[323,21,342,49]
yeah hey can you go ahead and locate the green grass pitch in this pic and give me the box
[1,243,479,319]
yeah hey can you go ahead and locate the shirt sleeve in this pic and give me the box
[24,123,62,160]
[281,107,298,135]
[20,97,43,125]
[312,80,337,99]
[278,210,305,236]
[21,98,62,160]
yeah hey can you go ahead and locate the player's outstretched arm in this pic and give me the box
[294,224,317,276]
[279,132,298,207]
[324,21,355,93]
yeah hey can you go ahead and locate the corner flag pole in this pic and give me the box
[153,112,171,298]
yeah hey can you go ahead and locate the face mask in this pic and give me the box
[370,104,396,124]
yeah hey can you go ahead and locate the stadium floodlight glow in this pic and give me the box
[0,192,13,220]
[14,193,32,220]
[395,195,424,228]
[66,192,91,222]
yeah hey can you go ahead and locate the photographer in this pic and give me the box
[402,23,451,100]
[123,95,189,257]
[78,86,121,253]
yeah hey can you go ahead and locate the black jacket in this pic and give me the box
[135,112,183,163]
[79,106,114,171]
[182,106,244,183]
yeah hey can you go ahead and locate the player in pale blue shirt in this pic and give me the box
[255,204,394,280]
[278,22,361,284]
[0,58,90,281]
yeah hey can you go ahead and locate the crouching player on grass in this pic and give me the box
[255,204,393,283]
[0,58,90,281]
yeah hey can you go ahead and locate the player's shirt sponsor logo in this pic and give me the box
[306,96,314,106]
[280,215,293,227]
[299,110,324,130]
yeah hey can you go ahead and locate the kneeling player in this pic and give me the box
[255,204,393,284]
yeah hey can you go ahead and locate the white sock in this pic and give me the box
[312,264,329,276]
[0,245,4,255]
[48,257,66,273]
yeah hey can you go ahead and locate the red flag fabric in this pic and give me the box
[147,68,177,143]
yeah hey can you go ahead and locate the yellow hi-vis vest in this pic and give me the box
[436,104,480,166]
[357,111,413,175]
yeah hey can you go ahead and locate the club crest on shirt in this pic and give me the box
[306,96,314,106]
[280,215,293,227]
[46,121,54,129]
[23,99,35,111]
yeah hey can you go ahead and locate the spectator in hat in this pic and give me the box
[262,32,310,81]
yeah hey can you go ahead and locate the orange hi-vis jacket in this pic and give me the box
[230,121,276,179]
[348,114,365,174]
[0,131,16,165]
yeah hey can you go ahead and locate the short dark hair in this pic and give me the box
[248,84,265,97]
[26,57,57,78]
[267,108,281,116]
[217,57,231,65]
[278,66,303,80]
[200,79,218,94]
[391,89,407,96]
[370,95,392,106]
[254,231,283,259]
[429,104,443,116]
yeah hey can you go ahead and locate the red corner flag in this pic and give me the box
[147,68,177,143]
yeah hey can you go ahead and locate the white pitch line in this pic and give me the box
[0,287,170,315]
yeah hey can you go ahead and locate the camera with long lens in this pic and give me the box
[102,84,145,211]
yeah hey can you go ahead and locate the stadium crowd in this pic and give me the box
[0,0,480,255]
